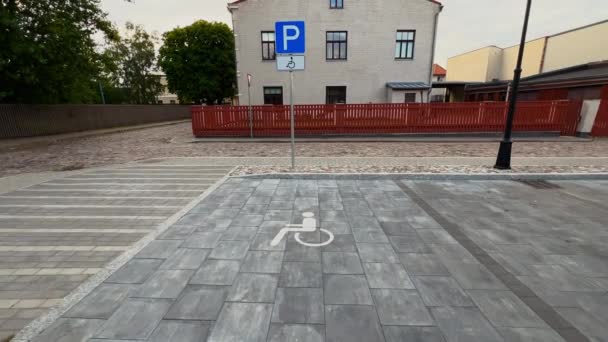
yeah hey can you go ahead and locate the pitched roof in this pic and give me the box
[229,0,442,6]
[433,64,447,76]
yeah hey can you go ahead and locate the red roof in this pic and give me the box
[433,64,447,76]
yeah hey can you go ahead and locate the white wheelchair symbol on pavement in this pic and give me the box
[270,212,334,247]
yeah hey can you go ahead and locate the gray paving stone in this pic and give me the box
[105,259,163,284]
[430,243,478,264]
[363,262,415,289]
[64,284,131,319]
[353,229,390,243]
[272,288,324,324]
[93,298,173,340]
[180,232,222,249]
[227,273,278,303]
[32,318,105,342]
[259,221,290,235]
[131,270,193,299]
[556,307,608,342]
[431,306,504,342]
[160,248,210,270]
[264,210,294,221]
[194,219,232,232]
[158,225,196,240]
[321,234,356,252]
[240,251,284,273]
[136,240,183,259]
[279,261,322,288]
[527,264,605,292]
[417,229,458,245]
[372,289,434,326]
[444,262,507,290]
[348,215,381,229]
[413,276,474,307]
[285,240,322,262]
[322,221,351,234]
[209,240,250,260]
[322,252,363,274]
[250,232,286,251]
[164,285,228,320]
[190,259,240,285]
[389,235,432,253]
[324,274,373,305]
[268,201,294,210]
[496,327,566,342]
[325,305,384,342]
[148,321,211,342]
[321,210,347,222]
[383,326,446,342]
[207,302,273,342]
[231,214,265,227]
[357,243,399,263]
[467,290,548,328]
[220,226,258,241]
[399,253,450,276]
[240,205,268,215]
[267,323,325,342]
[380,221,417,236]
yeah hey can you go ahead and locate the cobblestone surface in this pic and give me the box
[1,122,607,177]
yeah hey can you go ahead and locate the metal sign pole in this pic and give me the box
[290,70,295,169]
[247,74,253,139]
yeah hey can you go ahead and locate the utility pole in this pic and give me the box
[495,0,532,169]
[247,74,253,138]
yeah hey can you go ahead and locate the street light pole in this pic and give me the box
[495,0,532,169]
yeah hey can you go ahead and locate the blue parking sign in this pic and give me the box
[275,21,305,54]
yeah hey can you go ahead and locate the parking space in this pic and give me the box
[27,177,608,342]
[0,163,233,338]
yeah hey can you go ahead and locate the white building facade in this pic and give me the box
[229,0,442,105]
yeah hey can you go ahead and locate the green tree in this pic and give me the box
[0,0,119,103]
[107,23,162,104]
[159,20,236,105]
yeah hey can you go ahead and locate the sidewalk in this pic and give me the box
[18,175,608,342]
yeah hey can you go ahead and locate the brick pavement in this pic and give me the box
[1,122,607,177]
[24,177,608,342]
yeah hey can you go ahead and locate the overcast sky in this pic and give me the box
[100,0,608,66]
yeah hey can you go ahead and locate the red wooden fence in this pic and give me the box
[191,100,582,137]
[591,87,608,136]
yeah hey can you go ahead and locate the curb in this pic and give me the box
[235,172,608,181]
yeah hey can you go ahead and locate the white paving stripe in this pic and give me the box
[0,246,128,252]
[58,177,222,181]
[0,215,166,220]
[0,228,152,233]
[17,189,204,192]
[40,182,213,186]
[0,204,181,209]
[0,196,193,199]
[0,268,103,276]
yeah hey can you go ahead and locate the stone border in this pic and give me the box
[397,181,590,342]
[237,172,608,181]
[11,167,236,342]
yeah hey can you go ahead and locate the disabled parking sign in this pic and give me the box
[275,21,306,54]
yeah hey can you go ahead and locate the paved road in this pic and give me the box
[24,177,608,342]
[0,163,233,340]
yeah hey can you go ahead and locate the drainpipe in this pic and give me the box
[427,5,443,103]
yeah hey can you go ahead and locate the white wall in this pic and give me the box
[232,0,441,105]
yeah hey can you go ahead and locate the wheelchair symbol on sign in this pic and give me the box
[271,212,334,247]
[286,57,296,70]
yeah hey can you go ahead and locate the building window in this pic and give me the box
[170,100,176,104]
[261,31,276,60]
[330,0,343,9]
[395,30,415,59]
[326,31,347,60]
[326,86,346,104]
[264,87,283,105]
[404,93,417,103]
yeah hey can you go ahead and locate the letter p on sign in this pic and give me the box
[275,21,305,54]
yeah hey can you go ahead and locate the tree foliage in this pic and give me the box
[0,0,119,103]
[106,23,162,104]
[159,20,236,105]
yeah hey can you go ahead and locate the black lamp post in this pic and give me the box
[495,0,533,169]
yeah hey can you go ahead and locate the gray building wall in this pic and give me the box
[230,0,441,105]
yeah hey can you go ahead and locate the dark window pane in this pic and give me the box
[264,87,283,105]
[326,86,347,104]
[404,93,416,103]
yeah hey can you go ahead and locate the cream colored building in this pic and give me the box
[156,75,179,104]
[447,20,608,82]
[229,0,442,105]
